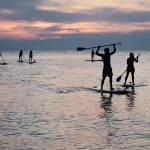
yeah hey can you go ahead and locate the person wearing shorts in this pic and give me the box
[124,52,139,85]
[96,44,116,90]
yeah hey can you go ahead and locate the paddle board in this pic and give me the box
[90,87,129,94]
[28,61,36,64]
[121,84,146,88]
[0,63,7,65]
[18,60,24,62]
[85,60,102,61]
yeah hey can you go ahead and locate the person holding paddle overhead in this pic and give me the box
[124,53,140,85]
[96,44,116,90]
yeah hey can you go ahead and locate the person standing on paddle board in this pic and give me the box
[91,49,95,62]
[19,49,23,61]
[124,52,140,85]
[96,44,116,90]
[29,50,33,62]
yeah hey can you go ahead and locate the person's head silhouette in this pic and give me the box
[104,48,109,54]
[130,52,134,59]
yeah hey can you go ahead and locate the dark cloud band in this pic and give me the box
[0,1,150,23]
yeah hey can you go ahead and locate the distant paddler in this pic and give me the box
[29,50,33,62]
[29,50,35,63]
[18,49,23,62]
[124,53,140,85]
[95,44,117,90]
[0,52,7,65]
[91,49,95,62]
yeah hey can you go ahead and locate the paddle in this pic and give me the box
[85,60,102,62]
[136,53,140,59]
[77,42,121,51]
[0,52,7,65]
[23,53,27,62]
[33,57,36,63]
[116,69,126,82]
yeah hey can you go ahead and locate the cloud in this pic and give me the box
[0,0,150,46]
[91,7,150,23]
[0,30,150,50]
[1,0,150,24]
[0,0,40,9]
[0,6,87,23]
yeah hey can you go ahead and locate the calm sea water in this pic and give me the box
[0,50,150,150]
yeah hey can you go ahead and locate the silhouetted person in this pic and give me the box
[29,50,33,62]
[96,44,116,90]
[19,49,23,61]
[91,49,95,62]
[124,53,140,85]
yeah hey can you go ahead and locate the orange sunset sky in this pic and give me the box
[0,0,150,49]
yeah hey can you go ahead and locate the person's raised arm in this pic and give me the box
[110,44,116,55]
[135,53,140,62]
[95,46,103,56]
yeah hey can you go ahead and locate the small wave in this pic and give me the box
[55,86,86,94]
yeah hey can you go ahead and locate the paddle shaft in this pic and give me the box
[77,42,121,51]
[32,57,36,62]
[0,54,6,63]
[121,69,127,76]
[136,53,140,58]
[85,60,102,62]
[94,42,121,49]
[23,54,27,62]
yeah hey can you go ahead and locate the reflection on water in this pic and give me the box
[126,87,136,111]
[101,94,113,112]
[0,50,150,149]
[100,94,115,148]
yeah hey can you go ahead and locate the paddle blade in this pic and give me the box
[116,76,122,82]
[77,47,86,51]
